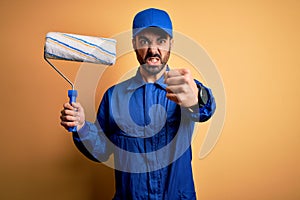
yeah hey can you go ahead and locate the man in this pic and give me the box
[60,8,216,200]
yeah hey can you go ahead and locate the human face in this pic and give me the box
[133,27,173,76]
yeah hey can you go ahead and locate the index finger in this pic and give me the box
[166,69,190,78]
[63,102,74,110]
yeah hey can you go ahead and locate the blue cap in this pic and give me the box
[132,8,173,38]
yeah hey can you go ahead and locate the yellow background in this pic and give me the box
[0,0,299,199]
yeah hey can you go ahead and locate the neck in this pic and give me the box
[139,65,167,83]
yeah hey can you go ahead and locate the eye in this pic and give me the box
[158,39,167,45]
[139,39,149,46]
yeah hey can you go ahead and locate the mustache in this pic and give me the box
[144,53,161,61]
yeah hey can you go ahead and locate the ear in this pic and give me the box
[132,38,137,50]
[170,38,174,49]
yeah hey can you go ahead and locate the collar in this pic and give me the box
[127,65,170,91]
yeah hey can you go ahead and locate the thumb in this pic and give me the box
[71,102,83,111]
[178,68,191,76]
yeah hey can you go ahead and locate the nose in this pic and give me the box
[148,43,160,55]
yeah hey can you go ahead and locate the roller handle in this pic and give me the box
[68,90,78,132]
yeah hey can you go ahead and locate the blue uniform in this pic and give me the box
[73,68,216,200]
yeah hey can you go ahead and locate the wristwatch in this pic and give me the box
[187,85,208,113]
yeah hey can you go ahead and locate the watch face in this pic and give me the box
[199,86,208,105]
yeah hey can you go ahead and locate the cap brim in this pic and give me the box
[132,26,173,38]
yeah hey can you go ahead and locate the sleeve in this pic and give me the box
[182,80,216,122]
[72,90,114,162]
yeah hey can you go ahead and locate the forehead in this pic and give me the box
[136,27,169,39]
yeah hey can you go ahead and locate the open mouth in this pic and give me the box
[146,57,161,65]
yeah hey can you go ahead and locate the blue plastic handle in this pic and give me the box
[68,90,78,132]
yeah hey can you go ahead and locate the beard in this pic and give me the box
[135,48,171,76]
[140,63,165,76]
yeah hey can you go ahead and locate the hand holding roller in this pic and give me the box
[43,32,116,132]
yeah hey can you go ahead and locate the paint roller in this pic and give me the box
[43,32,116,132]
